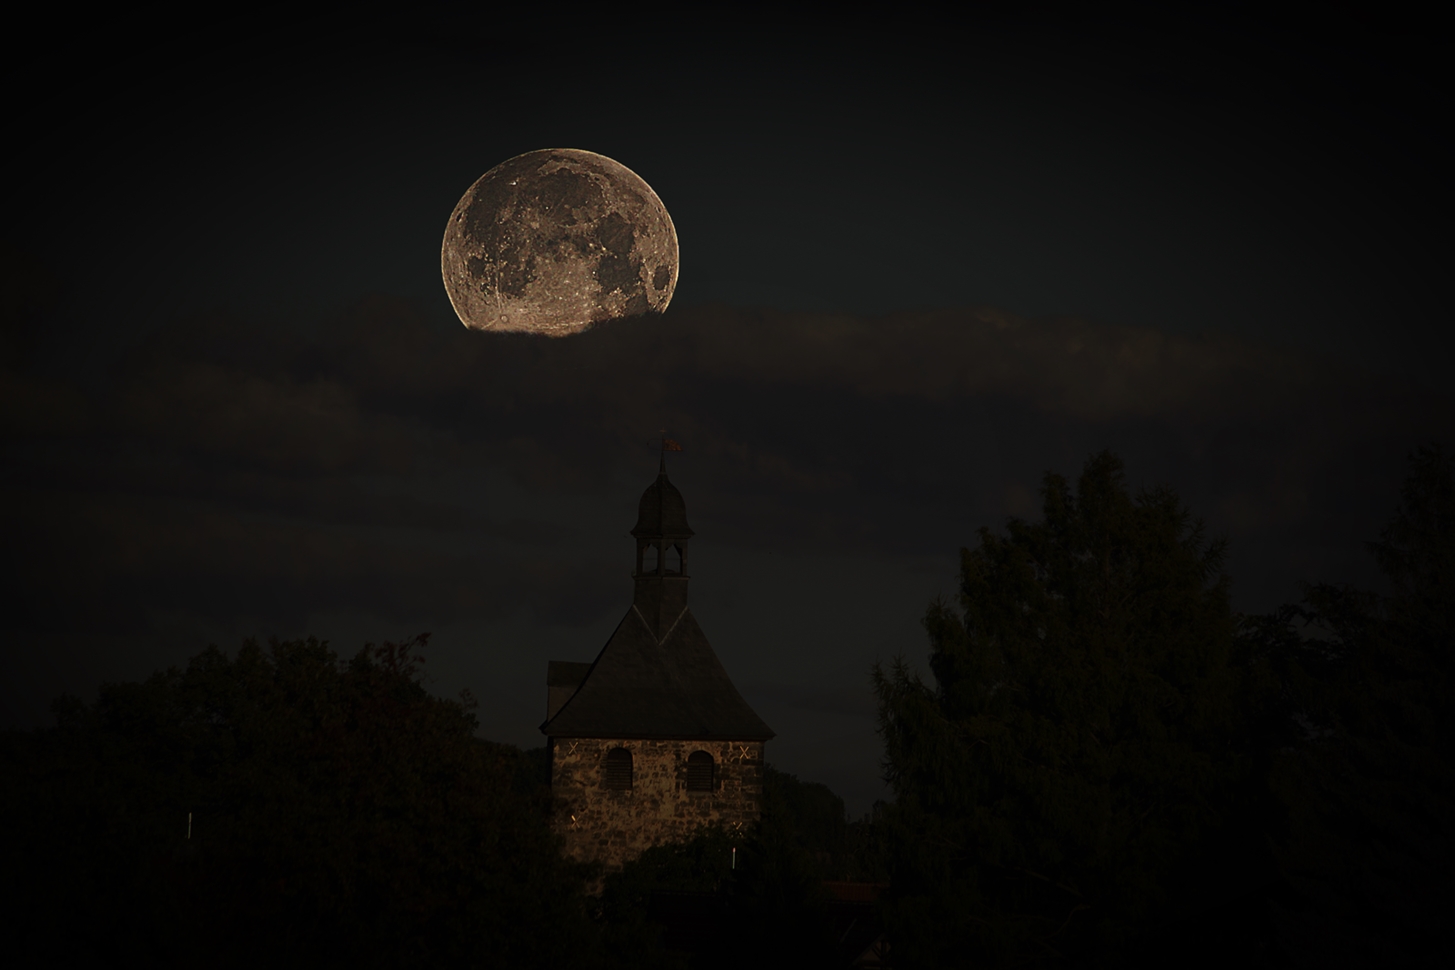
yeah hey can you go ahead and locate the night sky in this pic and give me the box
[4,11,1449,815]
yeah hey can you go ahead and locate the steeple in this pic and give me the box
[539,447,773,877]
[630,453,694,640]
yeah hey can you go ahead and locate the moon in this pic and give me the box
[441,149,679,336]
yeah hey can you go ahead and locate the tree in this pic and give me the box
[874,451,1268,967]
[1246,444,1455,965]
[0,635,620,968]
[597,765,886,968]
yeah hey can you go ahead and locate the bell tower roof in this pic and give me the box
[540,455,774,742]
[631,456,694,540]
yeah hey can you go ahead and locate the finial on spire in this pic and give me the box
[658,430,683,475]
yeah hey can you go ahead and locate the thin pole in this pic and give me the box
[187,812,192,839]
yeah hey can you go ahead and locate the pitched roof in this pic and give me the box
[546,661,594,721]
[541,606,774,741]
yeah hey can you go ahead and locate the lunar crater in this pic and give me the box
[442,149,678,336]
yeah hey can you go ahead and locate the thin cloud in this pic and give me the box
[1,294,1448,654]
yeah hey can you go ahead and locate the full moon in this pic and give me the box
[440,149,679,336]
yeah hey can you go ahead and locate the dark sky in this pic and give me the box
[4,11,1450,814]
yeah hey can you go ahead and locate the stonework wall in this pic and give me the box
[550,737,765,872]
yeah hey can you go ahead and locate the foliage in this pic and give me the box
[598,765,888,968]
[874,451,1270,967]
[1241,444,1455,964]
[0,635,617,968]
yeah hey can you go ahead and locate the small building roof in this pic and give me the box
[541,605,774,741]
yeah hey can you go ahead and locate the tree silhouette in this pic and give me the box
[1247,445,1455,965]
[1,635,620,968]
[597,765,887,968]
[874,451,1269,967]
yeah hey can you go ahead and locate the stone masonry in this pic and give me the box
[550,738,765,870]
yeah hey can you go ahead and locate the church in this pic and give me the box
[540,456,774,872]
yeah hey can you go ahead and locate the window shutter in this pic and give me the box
[603,747,633,790]
[686,750,715,792]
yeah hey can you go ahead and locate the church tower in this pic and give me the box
[541,457,774,874]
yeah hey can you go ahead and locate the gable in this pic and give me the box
[541,606,774,741]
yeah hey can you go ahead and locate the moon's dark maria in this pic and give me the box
[441,149,679,336]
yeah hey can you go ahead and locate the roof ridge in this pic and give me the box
[630,602,652,639]
[656,605,689,644]
[542,606,774,741]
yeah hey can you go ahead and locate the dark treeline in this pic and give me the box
[1,638,612,967]
[0,634,884,967]
[3,446,1450,967]
[876,446,1453,968]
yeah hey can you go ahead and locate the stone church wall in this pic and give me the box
[549,737,764,872]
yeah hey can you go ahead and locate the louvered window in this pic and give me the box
[686,750,715,792]
[603,747,633,791]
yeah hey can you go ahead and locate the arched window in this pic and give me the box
[686,750,715,792]
[603,747,633,791]
[640,543,659,575]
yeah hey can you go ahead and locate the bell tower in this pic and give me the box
[540,448,774,879]
[631,453,694,640]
